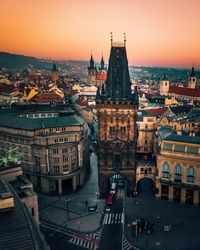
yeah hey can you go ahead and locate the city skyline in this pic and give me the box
[1,0,200,68]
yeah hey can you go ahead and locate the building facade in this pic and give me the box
[96,38,138,196]
[156,135,200,205]
[0,103,90,195]
[137,111,157,154]
[159,67,200,102]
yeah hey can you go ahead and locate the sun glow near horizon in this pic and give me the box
[1,0,200,68]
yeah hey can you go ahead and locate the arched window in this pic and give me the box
[174,165,182,181]
[162,163,170,178]
[187,166,195,183]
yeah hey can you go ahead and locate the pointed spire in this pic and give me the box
[124,33,126,47]
[88,53,96,70]
[99,54,105,70]
[52,63,58,72]
[161,73,168,81]
[110,32,113,46]
[190,66,195,77]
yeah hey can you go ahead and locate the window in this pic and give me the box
[53,149,59,154]
[63,165,69,173]
[53,158,59,163]
[145,139,148,145]
[120,126,126,136]
[174,165,182,181]
[162,163,170,178]
[63,155,68,162]
[62,148,68,153]
[53,165,59,173]
[109,126,115,137]
[187,166,195,183]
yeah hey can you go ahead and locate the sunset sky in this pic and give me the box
[1,0,200,68]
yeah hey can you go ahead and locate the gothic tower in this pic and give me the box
[96,35,138,197]
[87,54,97,85]
[51,63,59,82]
[188,66,197,89]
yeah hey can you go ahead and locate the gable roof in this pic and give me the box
[147,107,168,116]
[169,86,200,97]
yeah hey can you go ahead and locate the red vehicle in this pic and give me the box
[106,194,114,205]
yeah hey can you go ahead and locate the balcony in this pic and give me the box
[160,179,200,190]
[161,172,170,179]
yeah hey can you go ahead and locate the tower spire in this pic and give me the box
[110,32,113,46]
[124,33,126,47]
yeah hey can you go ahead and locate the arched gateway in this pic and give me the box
[96,36,138,197]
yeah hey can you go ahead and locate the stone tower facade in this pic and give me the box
[96,37,138,197]
[160,74,170,96]
[51,63,59,82]
[188,66,197,89]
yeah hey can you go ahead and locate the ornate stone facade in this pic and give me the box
[0,103,90,195]
[156,134,200,205]
[96,38,138,197]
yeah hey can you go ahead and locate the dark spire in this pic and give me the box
[190,66,195,77]
[99,55,106,70]
[161,73,168,81]
[124,33,126,47]
[52,63,58,72]
[88,54,96,70]
[110,32,113,46]
[105,40,131,99]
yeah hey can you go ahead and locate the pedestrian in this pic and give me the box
[85,200,88,206]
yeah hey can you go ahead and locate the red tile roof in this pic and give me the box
[169,86,200,97]
[96,72,107,81]
[33,92,62,102]
[147,107,168,116]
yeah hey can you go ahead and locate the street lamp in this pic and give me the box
[96,192,99,211]
[66,198,70,220]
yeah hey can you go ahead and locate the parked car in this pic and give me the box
[88,202,97,212]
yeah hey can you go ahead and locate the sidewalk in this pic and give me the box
[124,194,200,250]
[39,193,105,233]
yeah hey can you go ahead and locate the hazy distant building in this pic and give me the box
[159,67,200,101]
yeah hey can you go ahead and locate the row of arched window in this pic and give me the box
[162,163,195,183]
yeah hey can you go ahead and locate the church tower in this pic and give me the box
[160,73,169,96]
[87,54,97,85]
[96,34,138,197]
[188,66,197,89]
[51,63,59,82]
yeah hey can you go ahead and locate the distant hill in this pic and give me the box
[0,52,68,71]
